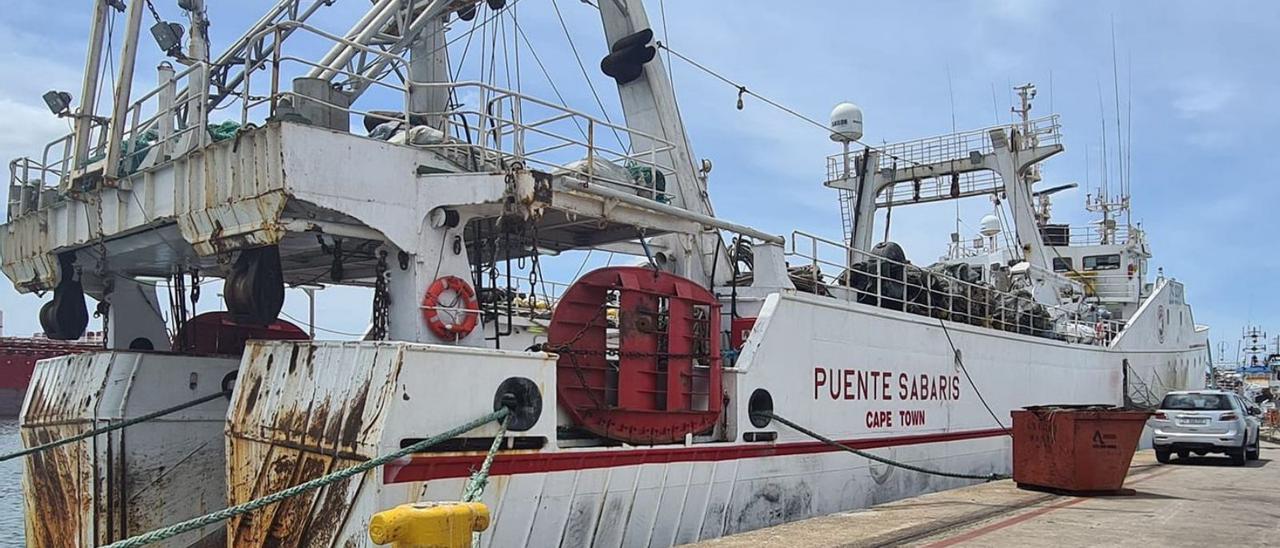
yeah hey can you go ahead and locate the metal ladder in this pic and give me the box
[838,188,854,244]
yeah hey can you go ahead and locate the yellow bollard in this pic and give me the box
[368,501,491,548]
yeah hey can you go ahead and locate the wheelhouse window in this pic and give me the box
[1051,257,1073,272]
[1082,254,1121,271]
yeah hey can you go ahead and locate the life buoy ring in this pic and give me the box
[1094,321,1106,341]
[421,276,480,339]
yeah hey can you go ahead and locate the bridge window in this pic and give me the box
[1051,257,1074,272]
[1083,254,1121,271]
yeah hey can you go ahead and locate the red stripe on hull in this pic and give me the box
[384,428,1008,484]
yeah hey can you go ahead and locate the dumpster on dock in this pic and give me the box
[1012,405,1152,494]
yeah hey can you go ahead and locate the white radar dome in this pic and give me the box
[979,214,1002,237]
[829,102,863,142]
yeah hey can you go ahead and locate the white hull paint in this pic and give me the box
[225,278,1204,546]
[422,437,1008,547]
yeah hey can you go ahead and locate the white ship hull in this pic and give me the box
[219,279,1203,546]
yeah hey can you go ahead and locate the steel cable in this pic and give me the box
[105,407,511,548]
[760,411,1010,482]
[0,389,231,463]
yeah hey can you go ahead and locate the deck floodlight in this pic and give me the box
[150,20,186,55]
[42,90,72,116]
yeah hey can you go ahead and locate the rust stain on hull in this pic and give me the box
[24,426,87,548]
[227,342,404,546]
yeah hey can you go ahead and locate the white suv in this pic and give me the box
[1150,390,1262,466]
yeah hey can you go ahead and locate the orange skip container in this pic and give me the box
[1011,406,1152,494]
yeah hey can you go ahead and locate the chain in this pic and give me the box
[168,269,188,346]
[545,304,610,410]
[563,352,609,410]
[92,193,111,342]
[526,228,553,316]
[189,268,201,304]
[144,0,164,25]
[371,250,390,340]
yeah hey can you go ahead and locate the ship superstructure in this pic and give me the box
[2,1,1207,546]
[1211,326,1279,401]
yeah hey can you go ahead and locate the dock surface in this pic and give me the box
[689,443,1280,547]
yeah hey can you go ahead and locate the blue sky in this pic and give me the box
[0,0,1276,358]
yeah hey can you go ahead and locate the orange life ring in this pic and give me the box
[421,276,480,339]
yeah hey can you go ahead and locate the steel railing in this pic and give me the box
[824,115,1061,184]
[1045,224,1136,246]
[231,22,678,201]
[786,230,1124,346]
[7,18,683,221]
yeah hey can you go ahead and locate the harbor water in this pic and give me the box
[0,419,23,545]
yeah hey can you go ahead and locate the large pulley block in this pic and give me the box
[39,253,90,341]
[224,245,285,326]
[548,266,722,444]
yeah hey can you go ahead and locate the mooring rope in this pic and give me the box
[0,389,231,463]
[463,414,510,503]
[104,407,511,548]
[758,411,1010,482]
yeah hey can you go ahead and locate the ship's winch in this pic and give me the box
[548,266,722,444]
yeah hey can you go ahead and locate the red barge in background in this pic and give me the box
[0,334,102,417]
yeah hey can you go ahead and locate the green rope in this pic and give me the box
[0,390,230,463]
[462,414,510,503]
[760,411,1010,482]
[105,407,511,548]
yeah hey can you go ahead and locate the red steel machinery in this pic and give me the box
[548,267,722,444]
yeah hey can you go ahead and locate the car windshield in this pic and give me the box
[1160,393,1234,411]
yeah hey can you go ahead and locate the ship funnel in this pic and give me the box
[829,102,863,142]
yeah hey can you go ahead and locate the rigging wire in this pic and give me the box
[548,0,627,150]
[936,318,1013,436]
[656,42,929,171]
[1110,17,1125,199]
[657,0,705,190]
[572,249,594,280]
[280,310,366,338]
[513,21,589,140]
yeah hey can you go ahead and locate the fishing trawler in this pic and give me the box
[1210,327,1279,402]
[2,0,1207,546]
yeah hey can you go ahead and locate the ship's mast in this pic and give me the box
[597,0,731,285]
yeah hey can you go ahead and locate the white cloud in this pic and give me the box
[0,97,72,158]
[982,0,1053,24]
[1170,79,1238,119]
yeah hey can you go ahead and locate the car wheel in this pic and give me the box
[1155,448,1172,464]
[1246,434,1260,461]
[1231,438,1248,466]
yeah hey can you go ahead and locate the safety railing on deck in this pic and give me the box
[6,132,80,220]
[825,115,1061,185]
[233,22,678,202]
[114,61,212,178]
[786,231,1124,346]
[1045,224,1134,246]
[7,18,682,222]
[480,271,572,318]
